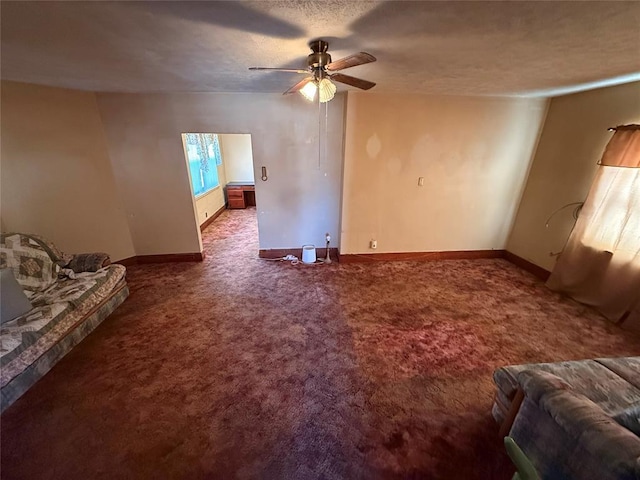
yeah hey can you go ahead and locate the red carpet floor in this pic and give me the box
[2,207,639,479]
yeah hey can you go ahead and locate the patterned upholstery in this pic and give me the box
[1,285,129,411]
[0,233,128,412]
[493,358,640,418]
[0,265,125,365]
[597,357,640,389]
[493,359,640,480]
[0,233,60,294]
[613,403,640,436]
[510,370,640,480]
[0,303,71,357]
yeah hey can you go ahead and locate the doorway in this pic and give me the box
[182,132,257,245]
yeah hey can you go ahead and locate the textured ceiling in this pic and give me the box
[2,1,640,97]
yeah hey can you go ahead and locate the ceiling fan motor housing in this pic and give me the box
[307,39,331,75]
[309,39,329,53]
[307,52,332,68]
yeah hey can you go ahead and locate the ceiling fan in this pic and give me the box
[249,39,377,103]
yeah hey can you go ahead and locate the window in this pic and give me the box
[582,166,640,257]
[547,127,640,323]
[184,133,222,196]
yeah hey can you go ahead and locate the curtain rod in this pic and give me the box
[608,124,640,131]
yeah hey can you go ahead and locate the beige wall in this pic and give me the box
[96,92,346,253]
[0,81,135,261]
[507,81,640,271]
[194,159,228,227]
[219,134,255,183]
[194,188,225,226]
[341,92,548,254]
[16,80,623,263]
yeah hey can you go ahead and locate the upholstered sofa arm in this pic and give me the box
[517,370,640,479]
[67,253,111,273]
[517,370,572,403]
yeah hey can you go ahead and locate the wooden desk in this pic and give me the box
[225,182,256,209]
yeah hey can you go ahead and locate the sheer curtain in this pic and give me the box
[547,126,640,324]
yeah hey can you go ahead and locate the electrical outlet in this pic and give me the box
[370,240,377,249]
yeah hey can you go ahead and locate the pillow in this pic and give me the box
[0,269,33,324]
[67,253,110,273]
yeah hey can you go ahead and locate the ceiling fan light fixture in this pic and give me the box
[318,78,336,103]
[300,81,317,102]
[299,78,337,103]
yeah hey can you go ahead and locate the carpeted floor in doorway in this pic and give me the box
[2,207,640,479]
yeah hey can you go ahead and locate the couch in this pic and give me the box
[0,233,129,412]
[492,357,640,479]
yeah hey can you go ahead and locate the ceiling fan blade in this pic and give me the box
[249,67,309,74]
[326,52,376,72]
[283,76,314,95]
[330,73,376,90]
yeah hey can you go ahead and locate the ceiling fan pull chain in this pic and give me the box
[324,99,329,170]
[318,90,322,169]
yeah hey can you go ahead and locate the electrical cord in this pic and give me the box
[260,254,298,265]
[260,254,329,266]
[545,201,584,228]
[261,234,333,266]
[284,254,299,265]
[545,201,584,257]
